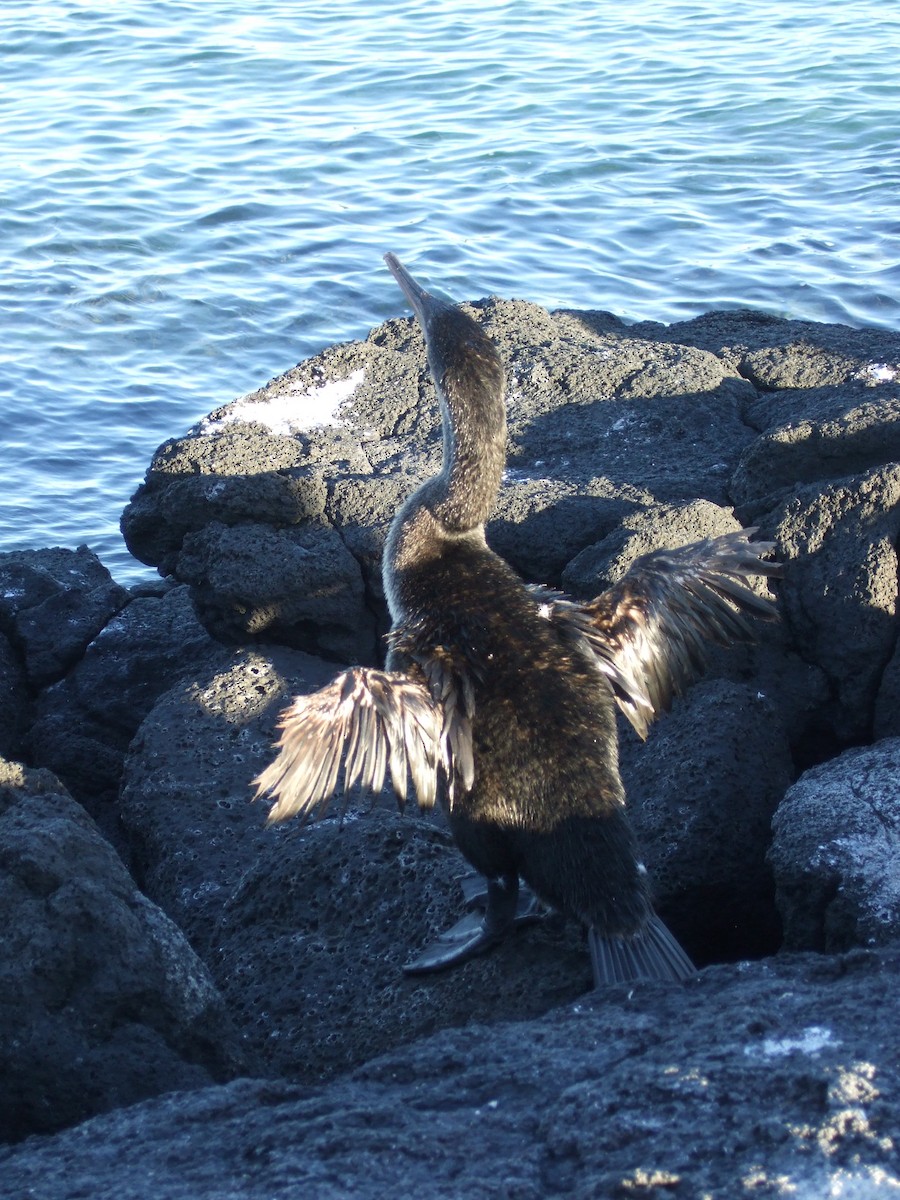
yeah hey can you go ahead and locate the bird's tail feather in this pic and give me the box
[588,914,695,986]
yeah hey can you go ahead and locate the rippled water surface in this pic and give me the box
[3,0,898,581]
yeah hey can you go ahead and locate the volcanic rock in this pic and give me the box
[0,758,239,1143]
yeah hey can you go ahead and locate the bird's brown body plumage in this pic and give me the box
[386,533,647,937]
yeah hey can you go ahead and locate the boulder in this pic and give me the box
[119,646,588,1080]
[211,808,588,1083]
[622,678,794,963]
[115,639,800,1087]
[561,497,751,595]
[174,520,376,661]
[632,306,900,386]
[763,465,900,743]
[110,302,900,1091]
[1,946,897,1197]
[0,759,239,1143]
[118,644,337,951]
[121,298,761,646]
[117,299,900,753]
[9,300,900,1188]
[0,546,128,689]
[731,381,900,511]
[28,583,228,841]
[769,739,900,952]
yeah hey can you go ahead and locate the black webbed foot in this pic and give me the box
[403,872,549,974]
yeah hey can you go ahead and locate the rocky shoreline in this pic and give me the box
[2,299,899,1195]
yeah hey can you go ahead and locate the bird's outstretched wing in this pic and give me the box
[254,663,474,826]
[540,528,780,739]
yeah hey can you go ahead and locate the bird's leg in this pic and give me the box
[403,871,547,975]
[458,869,549,925]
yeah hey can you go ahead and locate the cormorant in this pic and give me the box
[254,254,779,986]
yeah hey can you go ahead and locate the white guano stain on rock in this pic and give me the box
[201,368,366,435]
[744,1025,839,1059]
[865,363,897,382]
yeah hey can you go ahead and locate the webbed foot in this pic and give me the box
[403,872,549,974]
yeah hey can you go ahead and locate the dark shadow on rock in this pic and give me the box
[488,492,640,584]
[174,519,377,663]
[118,644,338,952]
[507,382,755,506]
[621,678,793,966]
[0,629,29,761]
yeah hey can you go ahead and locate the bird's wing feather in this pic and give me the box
[425,651,476,807]
[254,659,475,824]
[389,639,476,811]
[540,528,780,739]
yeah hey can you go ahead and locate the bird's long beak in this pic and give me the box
[384,252,432,324]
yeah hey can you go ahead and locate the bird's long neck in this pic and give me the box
[381,255,508,599]
[428,336,507,533]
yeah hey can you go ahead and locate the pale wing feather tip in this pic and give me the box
[253,666,465,825]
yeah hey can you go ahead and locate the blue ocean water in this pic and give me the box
[2,0,898,583]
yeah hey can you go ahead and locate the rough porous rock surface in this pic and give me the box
[769,739,900,953]
[119,300,900,758]
[0,759,239,1143]
[0,545,128,689]
[560,497,746,596]
[622,678,794,963]
[118,645,589,1080]
[118,645,337,950]
[212,808,588,1083]
[7,300,900,1187]
[741,464,900,746]
[27,581,228,845]
[121,298,762,627]
[2,947,898,1198]
[176,519,377,662]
